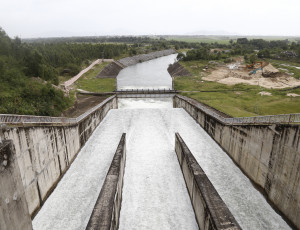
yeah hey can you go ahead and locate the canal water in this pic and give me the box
[33,54,291,230]
[117,54,177,90]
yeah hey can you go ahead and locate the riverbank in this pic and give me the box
[97,49,176,78]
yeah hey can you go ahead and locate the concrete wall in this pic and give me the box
[174,95,300,229]
[0,96,117,217]
[167,62,191,77]
[97,49,177,78]
[86,133,126,230]
[0,140,32,230]
[175,133,241,230]
[117,49,176,67]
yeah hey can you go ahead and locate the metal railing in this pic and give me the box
[116,89,177,98]
[175,95,300,125]
[116,88,177,94]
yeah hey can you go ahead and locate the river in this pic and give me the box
[117,54,177,90]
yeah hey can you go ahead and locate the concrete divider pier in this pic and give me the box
[175,133,241,230]
[86,133,126,230]
[0,140,32,230]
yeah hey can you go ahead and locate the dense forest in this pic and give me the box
[0,27,130,116]
[24,35,193,49]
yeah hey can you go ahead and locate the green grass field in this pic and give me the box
[75,62,116,92]
[175,60,300,117]
[165,36,231,44]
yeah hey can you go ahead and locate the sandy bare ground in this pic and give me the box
[287,93,300,97]
[258,91,272,96]
[203,64,300,89]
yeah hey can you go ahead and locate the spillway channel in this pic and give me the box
[33,54,291,230]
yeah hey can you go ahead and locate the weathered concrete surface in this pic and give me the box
[86,133,126,230]
[96,61,125,78]
[174,95,300,229]
[0,96,117,217]
[97,49,176,78]
[167,62,191,77]
[0,140,32,230]
[175,133,241,230]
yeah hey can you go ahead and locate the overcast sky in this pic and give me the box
[0,0,299,38]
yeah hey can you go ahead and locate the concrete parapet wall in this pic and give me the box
[0,140,32,230]
[0,96,117,217]
[174,95,300,229]
[86,133,126,230]
[175,133,241,230]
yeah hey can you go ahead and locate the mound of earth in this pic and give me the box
[262,64,281,78]
[203,63,300,89]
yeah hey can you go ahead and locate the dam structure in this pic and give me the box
[1,54,299,230]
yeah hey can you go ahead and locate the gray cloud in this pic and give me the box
[0,0,299,38]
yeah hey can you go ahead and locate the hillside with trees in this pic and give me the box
[0,27,129,116]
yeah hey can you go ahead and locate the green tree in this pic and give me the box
[249,54,257,63]
[176,52,185,61]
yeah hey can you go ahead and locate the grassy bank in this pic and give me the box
[175,60,300,117]
[75,62,116,92]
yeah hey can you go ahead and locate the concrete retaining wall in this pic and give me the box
[97,49,176,78]
[86,133,126,230]
[0,96,117,217]
[167,62,191,77]
[118,49,176,67]
[174,95,300,229]
[175,133,241,230]
[0,140,32,230]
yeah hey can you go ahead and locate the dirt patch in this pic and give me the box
[258,91,272,96]
[287,93,300,97]
[62,94,108,118]
[203,63,300,89]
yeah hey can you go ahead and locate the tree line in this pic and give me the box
[179,38,300,63]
